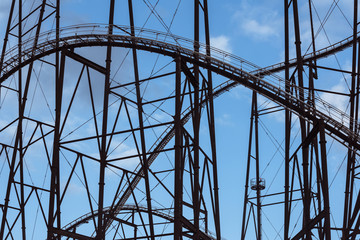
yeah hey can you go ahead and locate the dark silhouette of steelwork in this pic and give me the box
[0,0,360,239]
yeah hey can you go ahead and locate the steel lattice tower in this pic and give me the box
[0,0,360,240]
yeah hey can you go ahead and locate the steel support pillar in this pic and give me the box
[241,91,262,240]
[47,51,65,240]
[174,55,183,240]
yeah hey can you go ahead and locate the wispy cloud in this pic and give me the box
[216,113,234,127]
[241,19,278,40]
[232,2,281,41]
[0,0,10,19]
[320,79,349,113]
[211,35,232,53]
[107,142,140,172]
[0,0,10,42]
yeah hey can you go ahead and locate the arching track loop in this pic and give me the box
[62,205,217,240]
[1,24,359,149]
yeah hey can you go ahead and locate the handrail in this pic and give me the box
[252,30,360,75]
[1,23,260,76]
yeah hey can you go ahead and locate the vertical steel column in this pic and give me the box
[254,93,262,240]
[128,1,155,239]
[355,6,360,237]
[193,0,201,238]
[47,52,65,240]
[343,1,359,238]
[292,0,311,238]
[48,0,61,237]
[284,1,290,239]
[307,0,318,113]
[307,1,324,238]
[241,91,262,239]
[1,1,49,237]
[97,0,115,238]
[319,123,331,240]
[307,0,317,78]
[56,1,61,232]
[203,0,221,238]
[55,0,62,234]
[0,1,24,238]
[241,91,255,240]
[174,55,183,240]
[356,0,360,138]
[17,1,26,238]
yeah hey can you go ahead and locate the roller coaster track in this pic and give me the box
[63,204,217,240]
[1,24,359,233]
[251,30,360,75]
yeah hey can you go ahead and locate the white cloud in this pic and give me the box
[216,113,233,127]
[0,120,17,144]
[211,35,232,53]
[0,0,11,59]
[0,0,10,19]
[232,2,281,41]
[241,19,278,39]
[107,142,140,173]
[66,182,85,195]
[228,85,252,101]
[320,80,349,114]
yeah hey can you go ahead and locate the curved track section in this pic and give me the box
[252,30,360,75]
[62,205,216,240]
[1,24,359,149]
[2,24,360,239]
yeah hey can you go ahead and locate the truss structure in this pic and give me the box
[0,0,360,239]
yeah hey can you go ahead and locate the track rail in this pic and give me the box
[0,24,358,146]
[62,204,216,240]
[252,30,360,75]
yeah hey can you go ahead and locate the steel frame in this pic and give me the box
[0,0,360,239]
[240,1,359,239]
[0,1,222,239]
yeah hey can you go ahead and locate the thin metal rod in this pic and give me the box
[193,1,201,238]
[55,0,61,234]
[343,1,359,238]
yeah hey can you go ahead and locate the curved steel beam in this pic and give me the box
[2,24,358,80]
[0,25,358,149]
[252,31,360,76]
[63,204,215,240]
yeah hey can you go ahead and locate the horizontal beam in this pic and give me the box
[62,48,106,74]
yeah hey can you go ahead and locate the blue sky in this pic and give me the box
[0,0,357,239]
